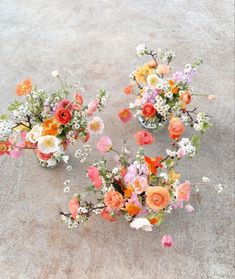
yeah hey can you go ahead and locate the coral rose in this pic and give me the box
[168,117,185,140]
[142,102,156,118]
[124,85,133,95]
[16,79,32,96]
[146,186,170,211]
[104,191,124,210]
[118,108,132,123]
[157,64,170,75]
[55,108,72,125]
[180,91,192,105]
[134,130,154,145]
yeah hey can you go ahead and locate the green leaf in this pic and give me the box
[191,134,201,151]
[165,158,174,168]
[8,101,22,111]
[0,114,9,120]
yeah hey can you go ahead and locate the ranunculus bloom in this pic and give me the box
[88,116,104,134]
[125,203,141,216]
[0,141,11,156]
[180,91,192,105]
[75,93,84,105]
[168,117,185,140]
[104,191,124,209]
[55,108,72,125]
[16,79,32,96]
[146,186,170,211]
[161,235,173,248]
[87,166,102,189]
[132,176,148,194]
[157,64,170,75]
[124,85,133,95]
[142,102,157,118]
[130,217,153,231]
[134,130,154,145]
[37,135,59,154]
[35,149,53,161]
[87,99,98,116]
[69,197,79,219]
[96,136,112,153]
[118,108,132,123]
[100,208,116,222]
[176,181,191,202]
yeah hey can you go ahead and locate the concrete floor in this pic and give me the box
[0,1,234,278]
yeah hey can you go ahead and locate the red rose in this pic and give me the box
[134,130,154,145]
[55,108,72,125]
[142,102,156,118]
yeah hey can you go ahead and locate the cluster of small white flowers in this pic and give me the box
[180,114,190,124]
[166,149,177,157]
[154,95,170,119]
[155,48,175,62]
[178,138,196,158]
[78,207,88,214]
[61,215,78,228]
[13,104,32,123]
[194,113,211,132]
[136,44,146,57]
[0,120,13,140]
[96,89,108,111]
[75,145,91,163]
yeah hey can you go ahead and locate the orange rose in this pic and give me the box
[180,91,192,105]
[124,85,133,95]
[168,117,185,140]
[16,79,32,96]
[104,191,124,209]
[146,186,170,211]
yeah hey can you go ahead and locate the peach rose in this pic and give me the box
[157,64,170,75]
[168,117,185,140]
[104,191,124,209]
[146,186,170,211]
[180,91,192,105]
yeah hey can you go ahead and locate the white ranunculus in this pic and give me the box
[26,125,43,143]
[130,218,153,232]
[136,44,146,57]
[37,135,60,154]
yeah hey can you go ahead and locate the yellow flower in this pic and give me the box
[168,169,181,183]
[134,64,154,84]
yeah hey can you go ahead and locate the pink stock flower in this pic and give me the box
[176,181,191,202]
[87,166,102,189]
[161,235,174,248]
[87,99,99,116]
[96,136,112,153]
[69,197,79,219]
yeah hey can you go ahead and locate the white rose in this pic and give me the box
[130,218,153,232]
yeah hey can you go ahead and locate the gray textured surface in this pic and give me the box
[0,1,234,278]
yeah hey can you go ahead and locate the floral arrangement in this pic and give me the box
[0,72,108,168]
[120,44,215,132]
[60,128,209,235]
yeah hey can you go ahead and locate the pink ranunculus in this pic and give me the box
[177,148,186,159]
[134,130,154,145]
[87,166,102,189]
[176,181,191,202]
[161,235,174,248]
[96,136,112,153]
[87,99,99,116]
[68,197,79,219]
[9,149,22,159]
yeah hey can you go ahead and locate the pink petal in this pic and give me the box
[161,235,174,248]
[185,204,195,213]
[9,149,22,159]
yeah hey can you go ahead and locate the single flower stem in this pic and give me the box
[111,148,121,156]
[58,76,68,97]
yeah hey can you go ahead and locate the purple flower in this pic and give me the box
[124,162,149,184]
[142,88,160,104]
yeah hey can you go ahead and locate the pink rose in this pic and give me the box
[96,136,112,153]
[87,99,98,116]
[176,181,191,202]
[87,166,102,189]
[161,235,174,248]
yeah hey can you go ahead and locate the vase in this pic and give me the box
[35,149,62,169]
[138,114,166,131]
